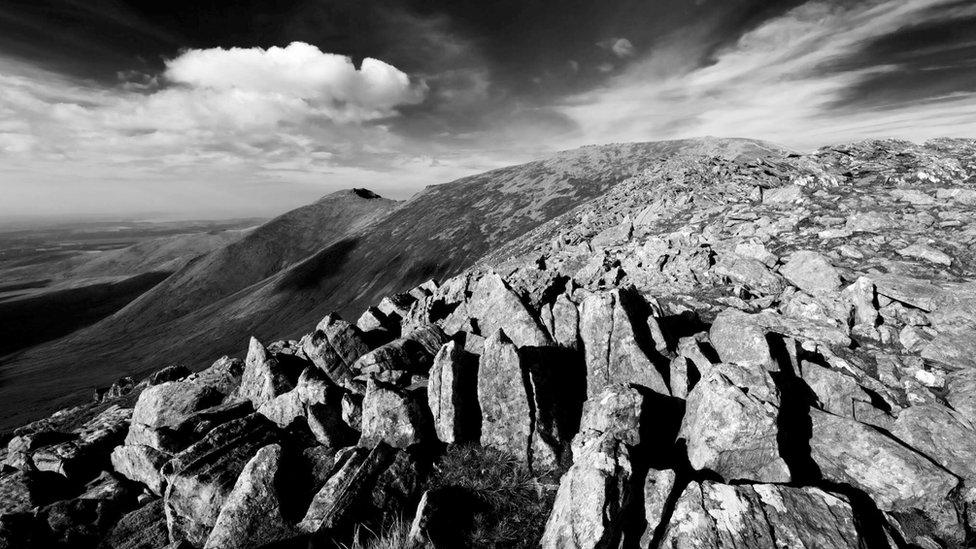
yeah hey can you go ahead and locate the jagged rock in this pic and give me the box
[468,273,553,348]
[126,381,224,452]
[203,444,292,549]
[541,385,641,549]
[256,391,304,428]
[298,443,396,535]
[680,363,790,483]
[353,337,431,379]
[359,378,433,449]
[236,337,297,409]
[763,184,803,204]
[99,499,170,549]
[25,405,131,481]
[809,408,964,542]
[402,324,449,357]
[659,481,864,548]
[110,444,168,496]
[579,289,669,396]
[428,340,479,444]
[780,250,842,294]
[303,314,371,384]
[844,276,878,327]
[146,364,192,386]
[945,368,976,426]
[35,472,138,549]
[357,306,392,333]
[550,293,581,349]
[184,356,245,397]
[162,413,279,547]
[639,469,676,547]
[591,216,633,247]
[378,293,416,323]
[713,253,786,294]
[799,361,895,429]
[478,330,533,464]
[369,449,421,520]
[708,308,771,366]
[669,333,714,398]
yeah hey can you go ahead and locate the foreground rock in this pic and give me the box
[660,481,864,548]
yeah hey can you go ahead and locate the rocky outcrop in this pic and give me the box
[5,139,976,548]
[660,481,864,548]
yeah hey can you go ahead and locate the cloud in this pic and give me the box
[560,0,976,149]
[597,37,636,58]
[163,42,426,124]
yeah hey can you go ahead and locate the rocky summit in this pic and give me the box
[4,138,976,548]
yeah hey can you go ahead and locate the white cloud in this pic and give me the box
[561,0,976,150]
[598,37,636,58]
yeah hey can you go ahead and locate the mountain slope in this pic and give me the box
[0,138,782,428]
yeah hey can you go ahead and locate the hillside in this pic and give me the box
[0,138,779,429]
[2,138,976,549]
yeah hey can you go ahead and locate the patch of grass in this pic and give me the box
[343,517,412,549]
[426,445,555,548]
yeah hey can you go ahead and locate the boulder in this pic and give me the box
[28,405,131,481]
[680,363,790,483]
[541,385,642,549]
[203,444,293,549]
[303,314,371,384]
[579,289,669,397]
[780,250,842,294]
[99,499,170,549]
[359,378,434,449]
[639,469,676,547]
[945,368,976,426]
[352,337,432,378]
[477,330,533,464]
[236,337,297,409]
[110,444,169,496]
[468,273,552,348]
[126,382,224,451]
[809,408,964,542]
[162,414,279,547]
[298,443,396,535]
[428,341,480,444]
[183,356,244,397]
[708,309,771,366]
[550,293,581,349]
[256,391,304,429]
[713,253,786,294]
[660,481,864,548]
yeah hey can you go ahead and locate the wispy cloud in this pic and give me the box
[558,0,976,149]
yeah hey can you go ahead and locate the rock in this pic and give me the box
[891,405,976,503]
[184,356,245,397]
[402,324,449,357]
[203,444,293,549]
[898,243,952,266]
[303,314,371,384]
[35,472,138,548]
[30,405,131,480]
[579,289,669,397]
[110,444,169,496]
[427,341,480,444]
[844,276,878,327]
[659,481,864,548]
[541,385,642,549]
[639,469,676,547]
[708,309,771,366]
[236,337,297,409]
[809,408,964,542]
[162,414,279,546]
[780,250,841,294]
[468,273,553,348]
[298,443,396,535]
[146,364,192,386]
[99,499,170,549]
[713,253,786,294]
[891,188,936,205]
[359,378,434,449]
[357,306,393,333]
[591,217,633,247]
[477,330,534,464]
[352,337,432,378]
[125,381,224,452]
[799,361,894,429]
[945,368,976,426]
[680,363,789,483]
[763,184,803,203]
[550,293,581,349]
[256,391,304,429]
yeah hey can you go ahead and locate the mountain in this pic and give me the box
[2,138,976,548]
[0,138,779,429]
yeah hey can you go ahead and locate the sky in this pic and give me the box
[1,0,975,219]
